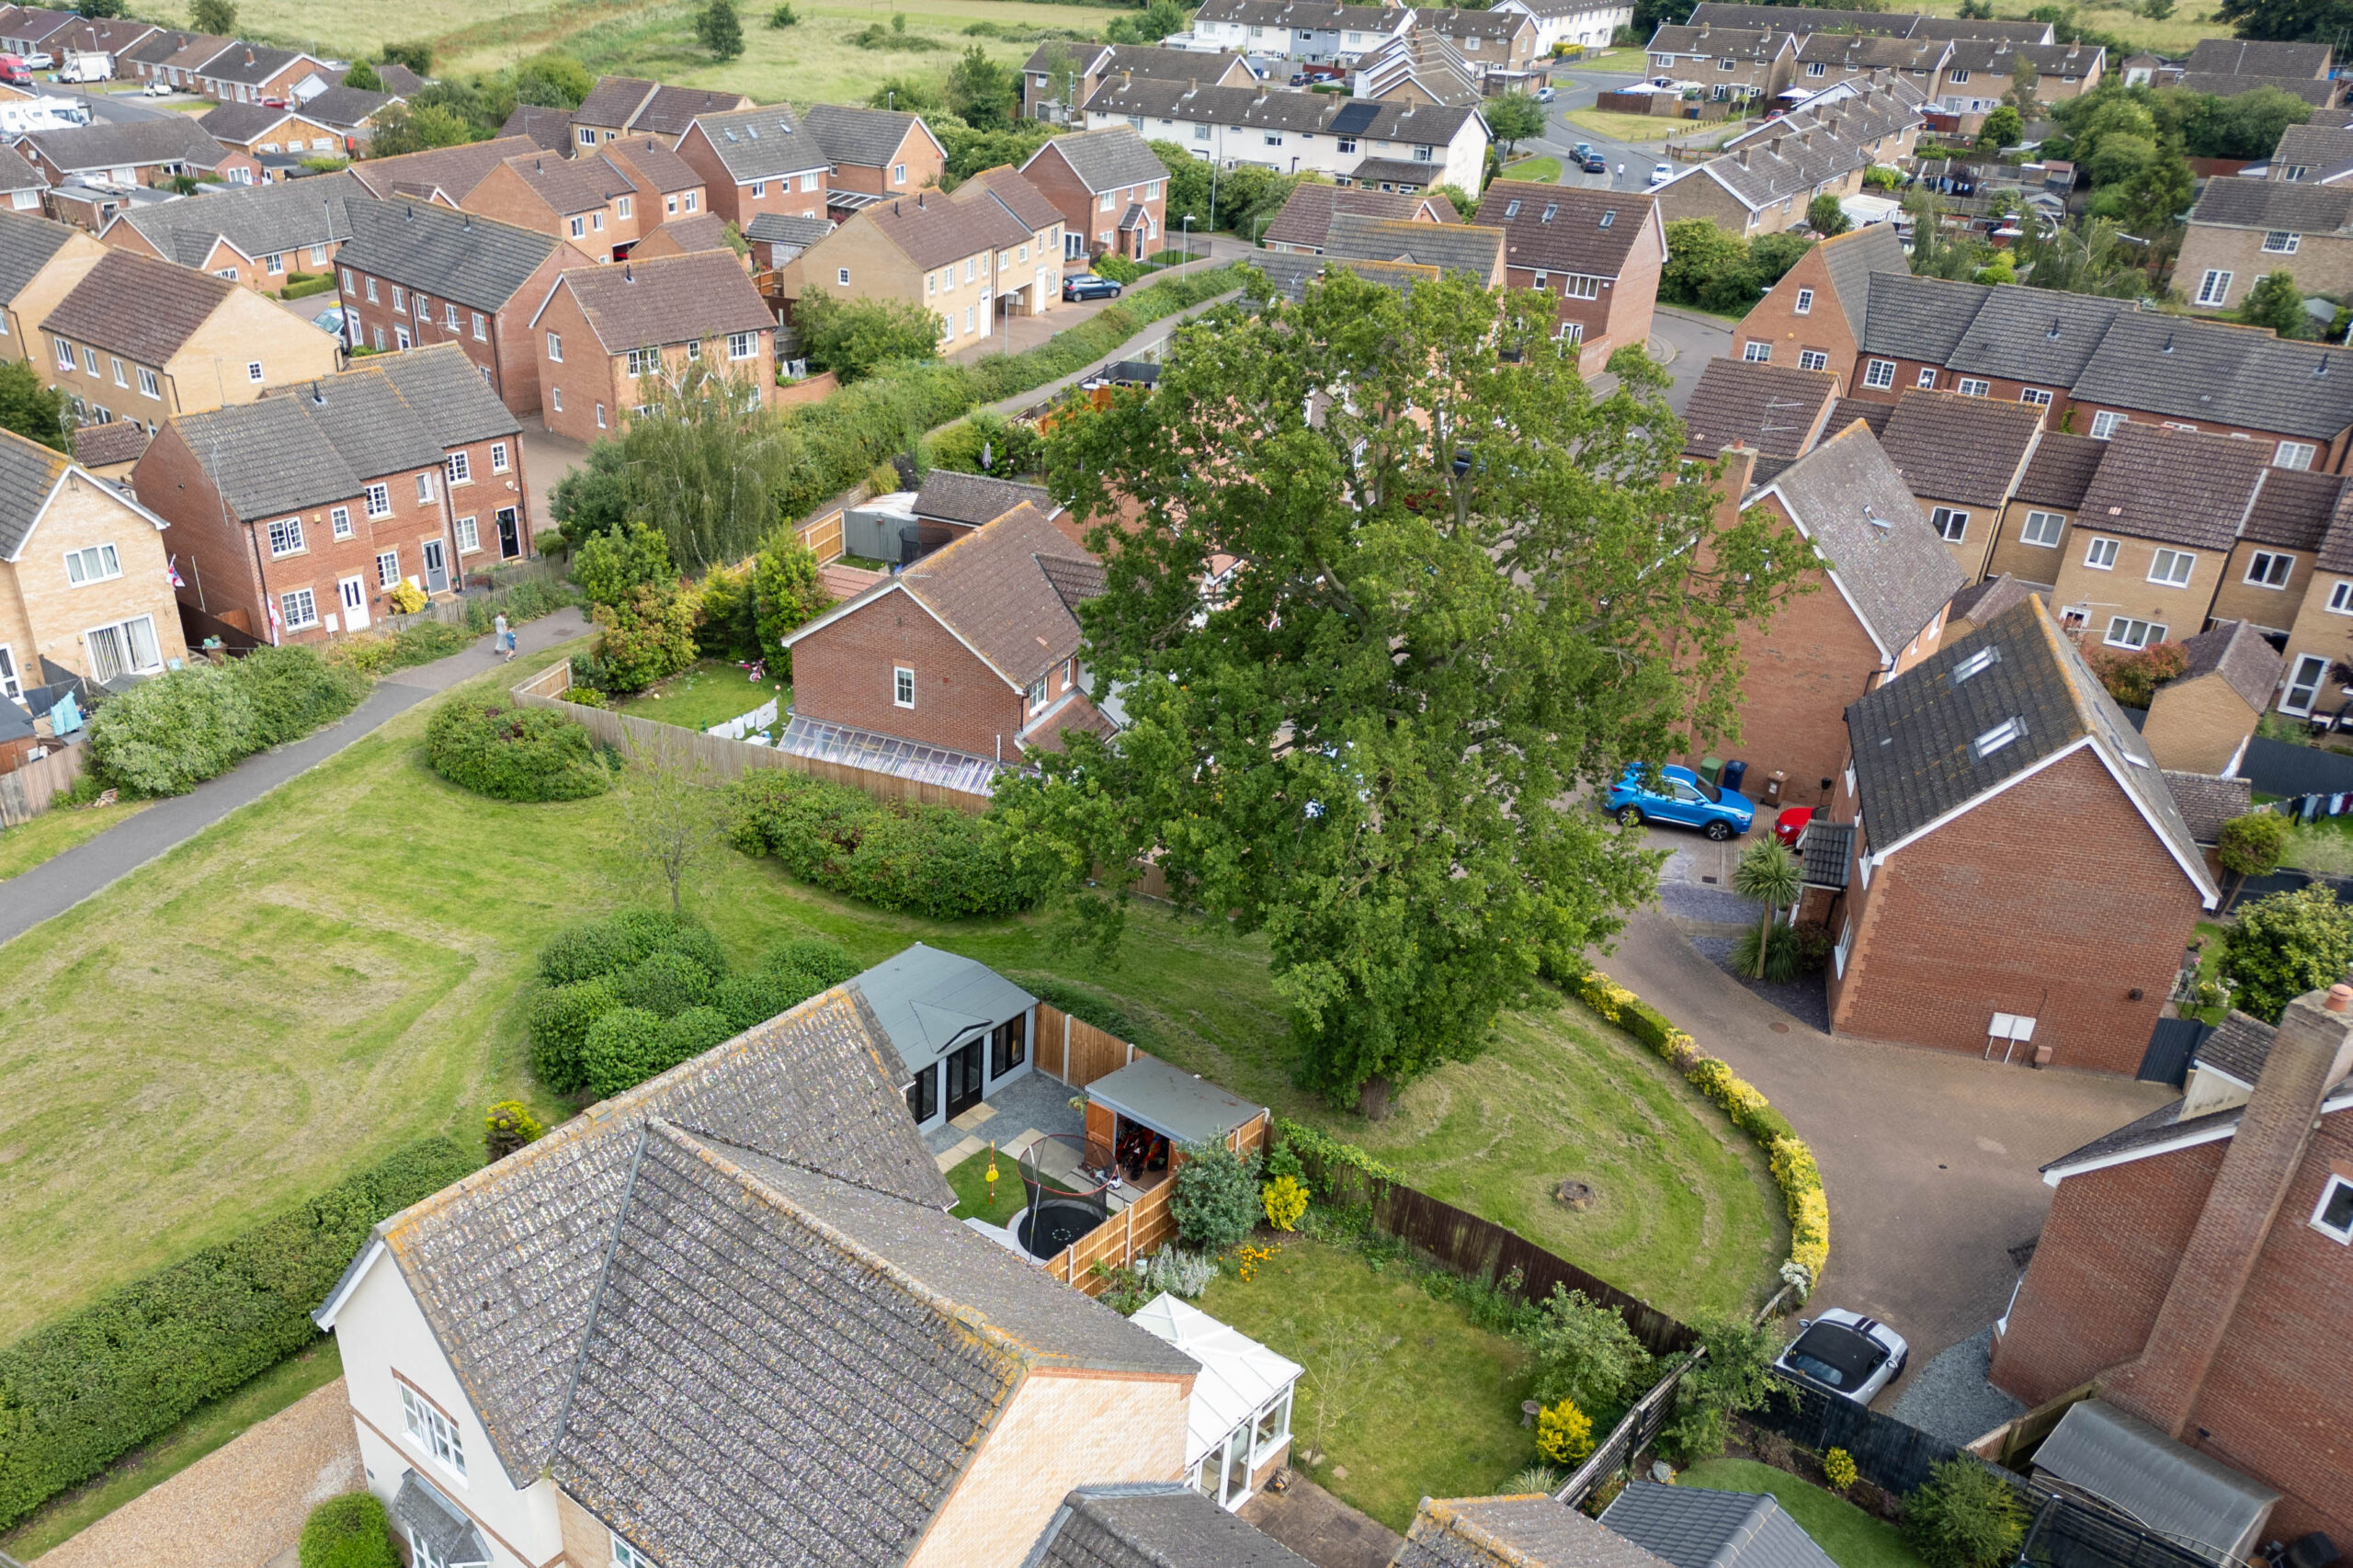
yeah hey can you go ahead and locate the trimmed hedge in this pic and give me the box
[727,770,1037,919]
[537,908,721,987]
[0,1137,476,1530]
[616,949,717,1017]
[582,1006,668,1099]
[529,976,620,1093]
[425,698,610,801]
[1573,970,1829,1287]
[300,1493,399,1568]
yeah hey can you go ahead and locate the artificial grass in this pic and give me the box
[1197,1237,1535,1532]
[1677,1459,1928,1568]
[944,1145,1027,1228]
[0,797,146,882]
[615,659,785,733]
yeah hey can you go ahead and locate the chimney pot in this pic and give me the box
[2327,983,2350,1012]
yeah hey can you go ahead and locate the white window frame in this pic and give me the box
[1973,716,2025,756]
[2090,410,2128,440]
[2083,536,2119,571]
[894,665,915,708]
[489,442,509,473]
[136,366,159,399]
[1915,367,1937,389]
[456,515,479,552]
[2330,581,2353,616]
[2147,548,2194,587]
[2104,615,2166,650]
[1928,506,1967,542]
[1956,377,1991,397]
[83,613,163,677]
[0,643,17,700]
[1863,358,1894,389]
[612,1533,656,1568]
[278,587,318,631]
[1833,915,1854,977]
[2285,651,2333,713]
[447,450,470,485]
[2263,230,2300,254]
[267,517,305,557]
[1792,287,1813,314]
[2245,551,2293,588]
[365,483,391,519]
[2196,268,2233,307]
[331,506,352,540]
[2018,388,2052,407]
[398,1384,468,1482]
[1742,339,1771,363]
[63,541,121,584]
[376,549,399,587]
[2275,440,2317,471]
[1798,349,1828,371]
[546,331,563,363]
[728,331,756,361]
[2020,510,2064,548]
[2312,1174,2353,1243]
[415,472,436,505]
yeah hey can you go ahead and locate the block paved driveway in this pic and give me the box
[1590,865,2170,1402]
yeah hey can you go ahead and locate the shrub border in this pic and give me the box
[1572,971,1828,1289]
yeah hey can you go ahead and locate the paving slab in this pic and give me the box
[1240,1476,1403,1568]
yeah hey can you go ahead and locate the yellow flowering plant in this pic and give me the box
[1536,1399,1594,1466]
[1262,1174,1308,1231]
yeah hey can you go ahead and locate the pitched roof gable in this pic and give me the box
[865,189,1029,269]
[1263,181,1448,250]
[1031,1485,1315,1568]
[335,193,568,312]
[914,469,1052,528]
[1760,420,1967,654]
[1396,1494,1675,1568]
[1874,387,2045,508]
[546,249,772,352]
[893,502,1098,686]
[1678,357,1839,468]
[2175,618,2283,711]
[685,102,823,182]
[1323,211,1502,279]
[1472,180,1652,277]
[803,103,939,170]
[0,209,80,302]
[1033,124,1169,192]
[1601,1482,1840,1568]
[2070,312,2353,440]
[2012,430,2105,509]
[347,134,543,203]
[2072,422,2270,551]
[0,426,71,558]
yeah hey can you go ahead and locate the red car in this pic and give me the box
[1773,806,1815,850]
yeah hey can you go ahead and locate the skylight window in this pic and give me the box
[1954,646,1999,682]
[1973,718,2025,758]
[1598,210,1616,228]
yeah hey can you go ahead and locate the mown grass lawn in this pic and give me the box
[1197,1237,1535,1532]
[1505,156,1563,183]
[0,796,146,882]
[614,658,785,733]
[1678,1459,1927,1568]
[1564,108,1684,143]
[944,1145,1026,1228]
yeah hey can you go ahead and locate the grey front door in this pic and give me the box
[421,539,449,594]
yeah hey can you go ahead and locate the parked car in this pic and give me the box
[1536,85,1555,102]
[1063,274,1122,301]
[23,51,51,68]
[1572,141,1594,159]
[1580,152,1608,173]
[1649,161,1675,185]
[141,78,171,96]
[1603,763,1756,841]
[312,304,347,337]
[1772,805,1815,850]
[1774,1310,1909,1404]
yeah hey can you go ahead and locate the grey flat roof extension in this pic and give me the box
[1088,1055,1257,1145]
[851,942,1037,1075]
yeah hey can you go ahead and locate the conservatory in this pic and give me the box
[1130,1293,1302,1512]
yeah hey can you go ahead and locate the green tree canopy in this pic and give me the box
[1976,104,2023,149]
[2175,84,2310,157]
[795,291,944,381]
[1805,192,1849,235]
[512,52,593,108]
[380,40,434,74]
[2222,884,2353,1023]
[369,103,475,156]
[1485,93,1547,154]
[946,44,1016,129]
[997,268,1809,1108]
[1105,0,1188,45]
[0,360,68,452]
[189,0,234,34]
[341,60,384,91]
[616,368,803,570]
[2218,0,2353,37]
[937,119,1055,180]
[698,0,745,62]
[2239,269,2312,337]
[573,523,676,610]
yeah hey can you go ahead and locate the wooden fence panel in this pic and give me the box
[1062,1017,1135,1090]
[0,744,85,827]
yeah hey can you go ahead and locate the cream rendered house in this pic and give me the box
[0,426,187,696]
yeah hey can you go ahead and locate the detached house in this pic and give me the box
[780,190,1034,351]
[38,247,337,426]
[566,75,751,150]
[1020,126,1169,262]
[1824,594,2218,1074]
[0,210,106,357]
[1472,181,1665,374]
[17,119,258,213]
[674,103,829,228]
[802,103,947,200]
[1019,42,1256,124]
[191,43,334,108]
[1991,995,2353,1548]
[0,426,187,692]
[531,250,776,442]
[2177,176,2353,316]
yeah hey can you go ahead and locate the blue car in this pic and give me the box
[1605,764,1756,841]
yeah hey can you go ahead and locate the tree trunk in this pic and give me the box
[1754,899,1775,980]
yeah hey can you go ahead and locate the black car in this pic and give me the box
[1579,152,1608,173]
[1063,274,1123,301]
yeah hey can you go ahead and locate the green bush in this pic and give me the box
[1014,975,1149,1047]
[483,1100,543,1162]
[582,1006,667,1098]
[1905,1459,2028,1568]
[1527,1287,1653,1417]
[728,770,1037,918]
[426,698,610,801]
[1168,1141,1261,1253]
[84,663,259,797]
[657,1004,737,1063]
[299,1493,399,1568]
[712,971,796,1030]
[616,949,717,1017]
[537,909,715,985]
[765,937,858,987]
[232,644,369,746]
[529,976,619,1092]
[0,1138,475,1530]
[2221,884,2353,1023]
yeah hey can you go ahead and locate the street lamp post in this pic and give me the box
[1182,212,1193,261]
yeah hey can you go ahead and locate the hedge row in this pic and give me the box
[0,1137,476,1529]
[425,698,611,801]
[1270,1114,1404,1206]
[1574,971,1830,1286]
[727,770,1038,920]
[83,645,368,798]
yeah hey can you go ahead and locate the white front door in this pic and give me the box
[2285,653,2330,715]
[339,574,369,630]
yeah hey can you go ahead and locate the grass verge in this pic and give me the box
[1197,1236,1532,1532]
[614,658,786,732]
[1565,108,1684,143]
[1679,1458,1927,1568]
[1505,156,1563,183]
[0,796,146,882]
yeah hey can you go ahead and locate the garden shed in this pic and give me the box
[1083,1055,1266,1193]
[1131,1293,1301,1512]
[856,943,1038,1135]
[2030,1401,2279,1566]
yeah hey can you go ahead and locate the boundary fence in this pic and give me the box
[0,744,85,828]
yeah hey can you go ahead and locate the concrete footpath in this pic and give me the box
[0,608,590,949]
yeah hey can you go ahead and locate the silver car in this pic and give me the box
[1773,1308,1908,1404]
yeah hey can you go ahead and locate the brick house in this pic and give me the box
[195,103,342,164]
[0,210,106,355]
[1988,994,2353,1546]
[1019,127,1167,262]
[2140,619,2281,775]
[1642,24,1800,105]
[0,5,84,58]
[498,102,574,155]
[530,250,776,443]
[16,119,260,206]
[2176,176,2353,317]
[119,29,230,91]
[1018,42,1256,124]
[292,85,399,154]
[2266,119,2353,184]
[1652,74,1925,237]
[338,341,535,564]
[673,104,829,229]
[782,503,1109,770]
[1981,430,2104,586]
[626,213,739,262]
[460,140,707,264]
[333,195,597,417]
[801,104,947,200]
[947,166,1067,319]
[190,43,335,108]
[1261,182,1457,254]
[1931,40,2102,130]
[38,247,338,427]
[566,76,751,151]
[101,169,361,292]
[0,145,46,217]
[1419,8,1546,93]
[1678,357,1840,481]
[779,190,1034,354]
[0,427,187,692]
[1870,388,2047,581]
[346,137,545,206]
[1472,182,1665,375]
[1701,421,1962,815]
[1824,593,2219,1074]
[909,469,1067,539]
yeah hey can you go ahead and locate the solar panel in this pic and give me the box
[1330,100,1381,134]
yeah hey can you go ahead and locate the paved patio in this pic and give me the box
[924,1068,1086,1171]
[1239,1476,1402,1568]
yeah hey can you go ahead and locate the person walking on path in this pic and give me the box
[494,610,515,662]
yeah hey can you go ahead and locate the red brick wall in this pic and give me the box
[134,422,264,626]
[1826,745,2207,1074]
[443,432,532,564]
[337,246,585,416]
[1020,145,1099,257]
[1733,237,1859,378]
[828,124,944,197]
[790,587,1023,756]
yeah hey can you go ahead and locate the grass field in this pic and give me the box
[1504,156,1563,183]
[1564,109,1685,143]
[1197,1238,1535,1531]
[615,658,785,732]
[1678,1459,1927,1568]
[0,797,146,882]
[1904,0,2225,56]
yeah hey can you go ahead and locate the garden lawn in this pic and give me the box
[615,659,786,733]
[1196,1237,1532,1532]
[0,797,146,882]
[1565,109,1681,143]
[1505,156,1563,183]
[1678,1459,1927,1568]
[1563,47,1650,72]
[944,1146,1026,1228]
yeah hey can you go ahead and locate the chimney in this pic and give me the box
[1713,446,1757,528]
[2102,983,2353,1439]
[1737,146,1750,167]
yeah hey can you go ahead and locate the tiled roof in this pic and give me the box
[2267,121,2353,177]
[498,102,571,153]
[1024,41,1252,80]
[70,419,147,468]
[0,426,68,558]
[1682,76,1925,213]
[347,134,543,201]
[631,84,749,138]
[2040,1094,2242,1174]
[897,502,1097,686]
[196,102,313,144]
[1396,1495,1676,1568]
[1845,594,2210,887]
[1353,30,1484,108]
[2012,430,2105,509]
[1648,23,1790,59]
[804,103,931,170]
[2073,423,2269,551]
[1791,30,1949,70]
[1078,74,1479,144]
[1824,396,1893,437]
[553,250,771,353]
[2188,174,2353,233]
[956,165,1063,233]
[324,340,520,447]
[1858,269,1984,360]
[550,1120,1196,1568]
[0,145,41,195]
[1679,358,1838,466]
[635,211,733,254]
[2191,1008,2274,1085]
[2241,464,2345,549]
[604,134,702,193]
[1949,572,2043,630]
[20,116,231,173]
[1247,250,1438,303]
[1474,181,1650,278]
[0,210,80,302]
[189,369,447,517]
[2172,71,2340,105]
[41,247,234,365]
[686,103,821,182]
[501,148,627,215]
[1264,182,1438,251]
[1350,156,1449,187]
[2176,619,2284,711]
[745,210,835,249]
[1874,388,2044,507]
[1764,421,1967,653]
[116,169,361,268]
[1424,6,1531,40]
[336,194,565,312]
[376,62,427,96]
[202,43,315,86]
[1797,820,1852,889]
[573,74,657,129]
[1942,284,2133,388]
[1033,124,1169,193]
[1030,1485,1314,1568]
[2163,770,2254,845]
[1684,2,2053,35]
[1602,1483,1839,1568]
[1324,210,1500,278]
[359,986,960,1486]
[1194,0,1408,27]
[915,469,1051,528]
[1816,222,1907,346]
[865,189,1029,270]
[2072,313,2353,441]
[2319,485,2353,573]
[2187,36,2331,76]
[1938,38,2100,73]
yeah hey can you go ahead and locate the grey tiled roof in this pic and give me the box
[1817,222,1907,346]
[497,101,571,152]
[0,426,69,558]
[340,340,521,446]
[203,43,316,87]
[551,1121,1195,1568]
[1949,572,2043,630]
[553,249,773,354]
[1031,1485,1315,1568]
[2040,1094,2238,1174]
[1078,75,1479,145]
[1194,0,1406,27]
[2268,121,2353,177]
[2188,175,2353,233]
[71,419,148,468]
[1762,421,1966,653]
[21,116,231,174]
[0,210,80,304]
[0,145,40,195]
[2172,71,2340,105]
[1791,30,1949,70]
[915,468,1051,528]
[117,169,361,268]
[170,395,363,517]
[687,103,824,182]
[1679,357,1837,465]
[335,194,563,312]
[1798,820,1852,889]
[368,987,958,1489]
[2013,431,2104,509]
[301,86,395,130]
[1324,211,1501,279]
[1938,38,2100,73]
[197,101,310,144]
[1845,595,2209,884]
[573,74,658,129]
[1943,284,2133,388]
[2186,36,2331,76]
[1474,182,1652,278]
[1874,388,2044,507]
[1824,396,1893,438]
[631,85,750,138]
[1687,77,1924,213]
[804,103,931,170]
[1397,1495,1676,1568]
[1350,157,1448,187]
[42,247,236,365]
[1602,1483,1839,1568]
[1647,25,1790,61]
[1035,125,1167,193]
[745,210,835,252]
[1859,270,1984,360]
[1249,248,1435,302]
[2192,1008,2274,1085]
[2163,770,2254,845]
[2177,619,2283,711]
[176,360,461,519]
[390,1471,488,1568]
[1264,182,1439,252]
[2073,423,2268,551]
[2242,465,2344,549]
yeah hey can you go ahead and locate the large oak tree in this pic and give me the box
[995,267,1805,1109]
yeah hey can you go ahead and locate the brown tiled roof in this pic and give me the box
[1949,572,2044,630]
[2074,423,2269,551]
[633,213,733,256]
[2241,465,2346,550]
[71,419,148,468]
[41,247,233,365]
[2319,486,2353,573]
[1261,183,1448,252]
[1680,358,1838,467]
[631,85,751,138]
[552,250,771,353]
[1874,388,2045,508]
[500,150,617,215]
[1473,181,1653,278]
[573,74,658,130]
[896,502,1097,686]
[605,134,702,193]
[954,165,1063,235]
[499,103,572,153]
[866,190,1028,270]
[1826,396,1893,437]
[348,134,541,201]
[2013,429,2104,509]
[2176,619,2284,711]
[914,470,1052,528]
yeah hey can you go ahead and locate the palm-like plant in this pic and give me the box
[1731,838,1805,980]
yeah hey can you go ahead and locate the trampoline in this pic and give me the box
[1014,1133,1113,1260]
